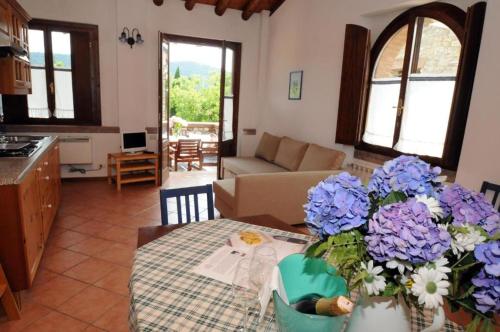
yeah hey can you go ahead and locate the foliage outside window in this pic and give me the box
[168,66,232,123]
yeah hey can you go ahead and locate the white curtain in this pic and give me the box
[27,69,50,118]
[54,70,75,119]
[394,78,455,157]
[362,81,400,147]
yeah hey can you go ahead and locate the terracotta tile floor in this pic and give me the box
[0,169,218,332]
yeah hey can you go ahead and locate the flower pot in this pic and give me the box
[346,296,445,332]
[345,296,412,332]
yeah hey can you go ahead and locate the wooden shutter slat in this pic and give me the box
[442,1,486,169]
[335,24,370,145]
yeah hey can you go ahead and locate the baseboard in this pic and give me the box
[61,176,107,182]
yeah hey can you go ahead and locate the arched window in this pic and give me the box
[356,3,481,169]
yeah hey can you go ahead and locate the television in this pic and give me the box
[121,131,147,153]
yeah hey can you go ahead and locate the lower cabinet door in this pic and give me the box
[19,169,44,282]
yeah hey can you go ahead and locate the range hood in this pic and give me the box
[0,43,28,58]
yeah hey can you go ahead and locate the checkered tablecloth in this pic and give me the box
[129,219,464,332]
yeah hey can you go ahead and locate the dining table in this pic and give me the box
[129,215,464,332]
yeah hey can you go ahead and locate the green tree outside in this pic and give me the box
[168,70,232,123]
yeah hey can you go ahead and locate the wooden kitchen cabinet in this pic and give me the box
[18,168,44,281]
[0,0,11,41]
[0,0,31,95]
[0,143,61,291]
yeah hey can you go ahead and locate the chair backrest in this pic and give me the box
[159,184,215,225]
[176,139,201,158]
[480,181,500,212]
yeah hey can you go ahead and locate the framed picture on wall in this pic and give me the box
[288,71,303,100]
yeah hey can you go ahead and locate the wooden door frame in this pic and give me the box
[157,33,242,178]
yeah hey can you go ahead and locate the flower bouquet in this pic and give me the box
[304,155,499,331]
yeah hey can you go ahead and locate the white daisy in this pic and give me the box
[411,267,450,309]
[426,257,451,277]
[450,224,486,257]
[416,195,444,219]
[361,261,386,295]
[386,259,413,275]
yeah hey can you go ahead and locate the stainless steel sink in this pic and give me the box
[0,135,49,157]
[0,143,30,150]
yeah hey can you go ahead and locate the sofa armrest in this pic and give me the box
[234,170,342,225]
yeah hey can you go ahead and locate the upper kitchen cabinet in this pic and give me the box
[0,0,31,95]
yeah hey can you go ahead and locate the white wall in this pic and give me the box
[261,0,495,190]
[17,0,268,177]
[456,0,500,190]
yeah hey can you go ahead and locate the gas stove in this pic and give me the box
[0,135,48,157]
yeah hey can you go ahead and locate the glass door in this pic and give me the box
[218,41,241,179]
[158,33,170,183]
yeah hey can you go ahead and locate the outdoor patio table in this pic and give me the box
[128,218,464,332]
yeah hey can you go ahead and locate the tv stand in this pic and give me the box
[107,152,159,191]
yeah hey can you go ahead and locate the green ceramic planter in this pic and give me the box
[273,253,348,332]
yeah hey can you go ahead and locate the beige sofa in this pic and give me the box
[222,132,346,178]
[214,170,342,225]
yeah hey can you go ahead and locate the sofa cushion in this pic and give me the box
[273,137,309,171]
[298,144,346,171]
[223,157,288,176]
[213,179,235,207]
[255,132,282,162]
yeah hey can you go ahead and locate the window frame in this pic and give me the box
[2,19,101,126]
[356,3,466,170]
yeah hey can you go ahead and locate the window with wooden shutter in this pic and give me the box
[342,2,486,170]
[1,19,101,126]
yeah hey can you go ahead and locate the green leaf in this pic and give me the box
[457,285,476,300]
[381,191,407,206]
[383,282,401,297]
[305,241,322,258]
[466,315,481,332]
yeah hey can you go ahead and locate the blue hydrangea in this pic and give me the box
[368,155,442,199]
[471,268,500,314]
[440,184,500,236]
[304,172,369,239]
[474,241,500,277]
[365,198,451,264]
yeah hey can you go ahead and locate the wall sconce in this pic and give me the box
[119,27,144,48]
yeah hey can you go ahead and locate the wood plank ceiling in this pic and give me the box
[153,0,286,20]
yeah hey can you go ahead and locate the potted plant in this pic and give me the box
[304,155,499,332]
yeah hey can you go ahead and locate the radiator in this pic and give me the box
[59,137,93,165]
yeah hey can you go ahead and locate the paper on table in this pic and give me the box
[193,232,306,285]
[192,245,248,285]
[193,232,306,321]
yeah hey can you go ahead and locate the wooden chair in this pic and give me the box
[200,141,218,168]
[0,264,20,321]
[159,184,215,225]
[169,139,202,171]
[480,181,500,212]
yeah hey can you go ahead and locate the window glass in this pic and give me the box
[363,25,408,148]
[51,31,74,118]
[27,29,50,118]
[395,18,461,157]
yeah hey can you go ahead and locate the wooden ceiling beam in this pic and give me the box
[185,0,197,11]
[242,0,261,20]
[214,0,231,16]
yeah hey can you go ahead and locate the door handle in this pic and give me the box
[49,82,55,95]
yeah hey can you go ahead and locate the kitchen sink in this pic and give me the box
[0,135,49,157]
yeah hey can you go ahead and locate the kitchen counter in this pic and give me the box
[0,136,58,185]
